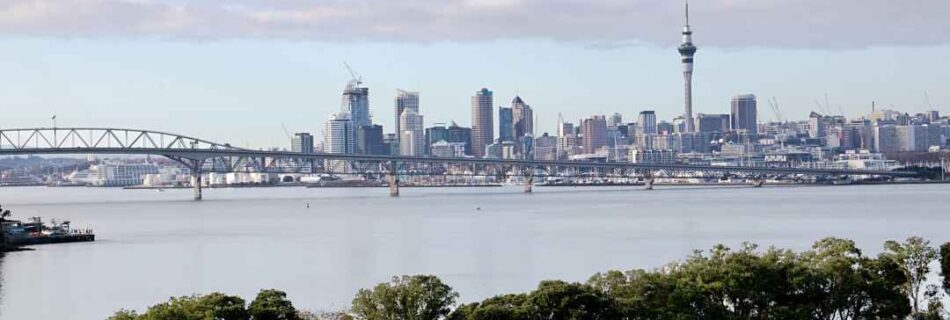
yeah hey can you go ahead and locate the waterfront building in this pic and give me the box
[498,106,514,142]
[470,88,495,158]
[324,113,354,154]
[430,140,468,158]
[69,163,160,187]
[356,125,386,155]
[342,81,371,128]
[291,132,314,154]
[582,115,608,154]
[630,149,677,164]
[678,1,697,132]
[394,90,420,147]
[731,94,758,134]
[399,108,425,157]
[426,122,473,156]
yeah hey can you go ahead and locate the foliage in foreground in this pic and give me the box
[112,237,950,320]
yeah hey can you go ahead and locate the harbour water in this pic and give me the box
[1,184,948,319]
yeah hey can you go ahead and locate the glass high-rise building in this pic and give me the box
[324,113,354,154]
[342,82,371,128]
[731,94,758,134]
[291,132,314,154]
[394,90,419,145]
[356,125,386,155]
[637,111,657,135]
[471,88,494,158]
[399,108,425,157]
[498,106,514,142]
[426,122,473,156]
[511,96,533,140]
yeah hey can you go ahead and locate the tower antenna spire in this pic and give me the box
[686,0,690,26]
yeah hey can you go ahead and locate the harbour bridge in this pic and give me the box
[0,127,921,200]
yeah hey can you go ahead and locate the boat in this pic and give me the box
[2,217,95,246]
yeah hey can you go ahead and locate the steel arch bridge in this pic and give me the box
[0,127,920,200]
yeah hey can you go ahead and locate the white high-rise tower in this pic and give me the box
[678,1,697,132]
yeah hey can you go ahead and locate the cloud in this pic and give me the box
[0,0,947,48]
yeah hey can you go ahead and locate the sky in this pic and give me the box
[0,0,948,148]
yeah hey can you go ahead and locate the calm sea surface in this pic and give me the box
[0,184,948,319]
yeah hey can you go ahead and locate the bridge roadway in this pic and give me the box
[0,127,922,200]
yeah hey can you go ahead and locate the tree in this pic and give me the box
[110,292,250,320]
[885,236,938,316]
[351,275,458,320]
[941,243,950,297]
[248,289,299,320]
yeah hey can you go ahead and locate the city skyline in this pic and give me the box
[0,1,949,148]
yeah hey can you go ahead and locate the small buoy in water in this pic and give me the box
[476,207,481,211]
[306,203,310,208]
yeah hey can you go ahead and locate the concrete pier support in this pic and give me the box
[644,178,655,190]
[752,178,764,188]
[387,160,399,197]
[524,176,534,193]
[388,174,400,197]
[192,173,203,200]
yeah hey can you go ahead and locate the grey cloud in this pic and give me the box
[0,0,946,48]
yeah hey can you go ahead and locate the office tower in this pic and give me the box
[731,94,758,134]
[291,132,314,154]
[324,113,354,154]
[399,108,425,156]
[658,121,673,135]
[471,88,494,158]
[356,125,385,155]
[696,113,730,133]
[499,106,514,142]
[873,125,899,152]
[637,111,657,135]
[342,81,371,128]
[582,115,608,154]
[394,90,420,144]
[678,1,697,132]
[608,113,623,128]
[383,133,399,156]
[426,122,473,156]
[511,96,534,139]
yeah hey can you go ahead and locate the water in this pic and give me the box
[0,184,948,319]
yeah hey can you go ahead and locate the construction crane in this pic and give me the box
[281,123,292,141]
[768,97,784,123]
[344,62,362,87]
[924,92,934,109]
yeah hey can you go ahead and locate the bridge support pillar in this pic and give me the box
[524,175,534,193]
[644,178,655,190]
[192,173,203,200]
[388,161,399,197]
[751,178,764,188]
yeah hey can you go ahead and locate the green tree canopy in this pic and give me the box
[351,275,458,320]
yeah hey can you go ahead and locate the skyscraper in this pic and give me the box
[324,113,354,154]
[582,115,608,154]
[511,96,533,139]
[471,88,494,158]
[291,132,314,154]
[342,82,371,128]
[678,1,697,132]
[399,108,425,156]
[608,113,623,128]
[356,124,385,155]
[637,111,657,135]
[394,90,419,145]
[731,94,758,134]
[499,106,514,142]
[696,113,730,133]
